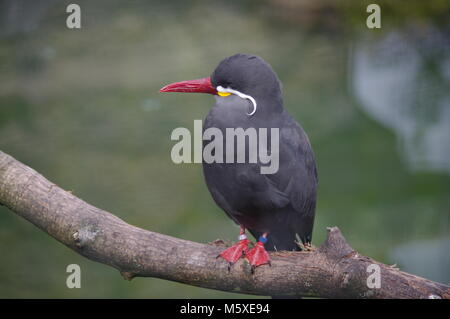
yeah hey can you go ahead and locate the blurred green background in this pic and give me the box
[0,0,449,298]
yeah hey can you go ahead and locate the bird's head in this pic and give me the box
[160,54,283,116]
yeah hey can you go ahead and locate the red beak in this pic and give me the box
[159,77,217,95]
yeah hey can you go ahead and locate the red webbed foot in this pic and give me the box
[246,236,271,271]
[217,238,250,265]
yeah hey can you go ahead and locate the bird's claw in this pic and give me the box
[217,239,250,266]
[246,241,271,271]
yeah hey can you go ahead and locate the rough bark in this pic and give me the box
[0,150,449,299]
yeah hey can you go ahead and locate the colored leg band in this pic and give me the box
[259,236,268,244]
[238,234,247,240]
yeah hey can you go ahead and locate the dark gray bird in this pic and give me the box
[160,54,317,268]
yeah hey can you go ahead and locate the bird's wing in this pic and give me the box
[206,121,317,218]
[250,119,318,248]
[277,122,318,218]
[234,164,291,210]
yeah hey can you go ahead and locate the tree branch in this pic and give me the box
[0,150,448,299]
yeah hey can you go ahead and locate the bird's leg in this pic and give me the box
[217,226,250,266]
[246,233,271,271]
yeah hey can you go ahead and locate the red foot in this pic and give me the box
[246,242,271,268]
[218,239,250,264]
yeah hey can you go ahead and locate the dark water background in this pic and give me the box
[0,0,449,297]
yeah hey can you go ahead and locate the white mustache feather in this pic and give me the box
[216,86,257,116]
